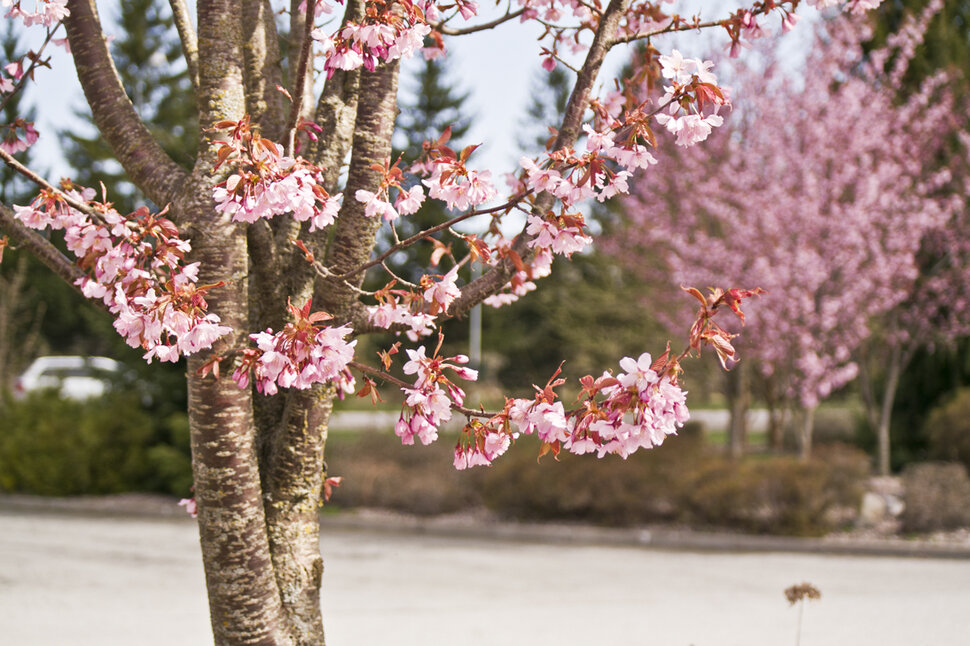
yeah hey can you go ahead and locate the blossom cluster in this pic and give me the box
[449,286,761,468]
[231,300,356,396]
[311,0,478,75]
[395,344,478,446]
[452,351,689,469]
[353,157,426,222]
[1,117,38,154]
[2,0,68,28]
[211,118,342,232]
[482,244,552,308]
[13,186,232,362]
[655,50,727,147]
[366,279,446,341]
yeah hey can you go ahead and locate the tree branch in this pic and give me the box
[0,206,91,304]
[433,8,526,36]
[0,148,108,225]
[335,191,531,282]
[242,0,287,144]
[446,0,632,319]
[277,0,364,334]
[318,61,401,322]
[65,0,189,207]
[284,0,317,155]
[169,0,200,91]
[348,360,496,418]
[289,0,316,126]
[610,17,727,46]
[0,22,60,117]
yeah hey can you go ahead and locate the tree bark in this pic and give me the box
[798,406,815,461]
[320,61,401,315]
[876,345,904,476]
[181,170,292,645]
[242,0,286,145]
[179,2,297,644]
[262,384,336,645]
[725,361,750,459]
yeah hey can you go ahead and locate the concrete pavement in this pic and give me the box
[2,506,969,645]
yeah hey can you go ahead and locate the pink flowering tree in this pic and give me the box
[0,0,884,642]
[607,0,964,467]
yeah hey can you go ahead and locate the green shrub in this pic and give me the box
[900,462,970,532]
[293,428,870,536]
[480,435,701,525]
[922,387,970,473]
[681,445,867,536]
[0,391,193,496]
[325,431,484,515]
[479,438,867,536]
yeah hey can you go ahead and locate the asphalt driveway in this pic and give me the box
[2,508,968,645]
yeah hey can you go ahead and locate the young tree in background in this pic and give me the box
[0,1,885,642]
[609,1,965,467]
[862,0,970,466]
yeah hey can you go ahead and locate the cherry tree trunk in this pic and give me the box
[875,346,904,476]
[798,406,815,461]
[725,361,750,459]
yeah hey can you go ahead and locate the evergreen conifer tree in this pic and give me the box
[385,55,472,283]
[483,66,660,393]
[63,0,197,213]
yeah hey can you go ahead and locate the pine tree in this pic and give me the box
[63,0,196,213]
[383,55,473,283]
[482,66,661,393]
[518,66,571,154]
[0,22,35,205]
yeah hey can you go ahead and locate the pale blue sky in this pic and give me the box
[19,0,819,187]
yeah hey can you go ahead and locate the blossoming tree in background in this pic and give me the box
[608,0,967,469]
[0,0,883,643]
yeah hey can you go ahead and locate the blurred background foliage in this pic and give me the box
[1,0,970,536]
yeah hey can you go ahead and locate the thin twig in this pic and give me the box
[0,148,108,225]
[433,8,526,36]
[0,22,61,117]
[335,191,531,281]
[168,0,200,91]
[610,17,728,46]
[348,360,497,418]
[0,205,98,309]
[285,0,317,156]
[380,261,419,289]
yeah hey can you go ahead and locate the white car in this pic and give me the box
[13,356,124,400]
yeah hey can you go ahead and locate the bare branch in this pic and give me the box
[242,0,287,144]
[610,17,727,46]
[335,191,532,282]
[289,0,316,123]
[284,0,317,155]
[447,0,633,319]
[0,206,91,304]
[433,8,526,36]
[169,0,200,91]
[65,0,189,207]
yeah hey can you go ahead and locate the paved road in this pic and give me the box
[2,509,969,646]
